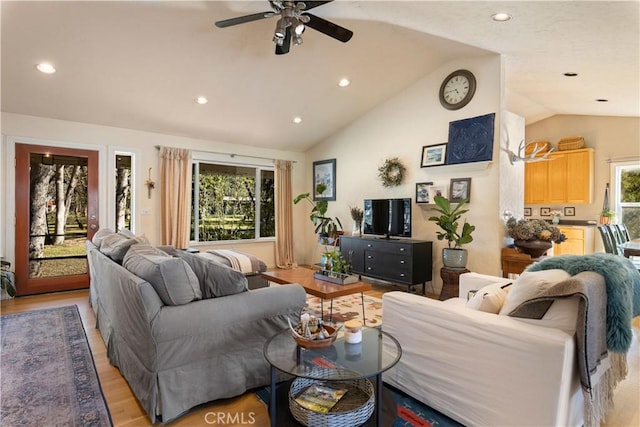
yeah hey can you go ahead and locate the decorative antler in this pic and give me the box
[503,139,554,165]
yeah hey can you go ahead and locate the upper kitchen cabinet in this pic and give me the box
[525,148,594,204]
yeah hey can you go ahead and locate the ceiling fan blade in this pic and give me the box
[275,28,292,55]
[215,11,275,28]
[298,1,333,11]
[304,13,353,43]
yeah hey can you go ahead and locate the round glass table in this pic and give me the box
[263,326,402,427]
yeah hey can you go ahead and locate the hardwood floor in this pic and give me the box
[1,288,638,427]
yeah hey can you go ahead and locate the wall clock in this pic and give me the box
[439,69,476,110]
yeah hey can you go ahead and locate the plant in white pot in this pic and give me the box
[428,196,475,269]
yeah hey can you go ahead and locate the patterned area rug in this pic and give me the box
[304,293,383,326]
[0,305,112,426]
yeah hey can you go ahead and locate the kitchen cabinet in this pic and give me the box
[524,148,594,204]
[553,226,595,255]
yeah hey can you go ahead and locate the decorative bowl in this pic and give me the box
[292,325,338,349]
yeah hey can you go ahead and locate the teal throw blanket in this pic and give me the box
[527,253,640,353]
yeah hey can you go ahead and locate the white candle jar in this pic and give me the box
[344,319,363,344]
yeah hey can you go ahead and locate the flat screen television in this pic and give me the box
[363,198,412,238]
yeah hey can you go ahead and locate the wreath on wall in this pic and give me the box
[378,157,406,187]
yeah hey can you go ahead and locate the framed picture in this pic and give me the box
[429,184,448,200]
[446,113,495,165]
[524,207,532,217]
[312,159,336,201]
[416,182,434,204]
[420,143,447,167]
[449,178,472,203]
[564,207,576,216]
[540,207,551,216]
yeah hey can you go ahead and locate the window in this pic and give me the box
[611,161,640,239]
[191,159,275,242]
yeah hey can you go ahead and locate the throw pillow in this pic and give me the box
[99,232,137,264]
[117,228,150,244]
[499,269,571,316]
[161,247,248,298]
[466,282,512,314]
[123,244,202,305]
[92,227,115,249]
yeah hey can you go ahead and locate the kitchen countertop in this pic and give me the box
[548,219,598,226]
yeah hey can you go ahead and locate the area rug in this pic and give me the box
[0,305,112,426]
[305,293,383,326]
[256,381,463,427]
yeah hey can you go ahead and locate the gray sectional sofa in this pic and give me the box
[86,230,306,423]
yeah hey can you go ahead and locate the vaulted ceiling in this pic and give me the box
[2,1,638,152]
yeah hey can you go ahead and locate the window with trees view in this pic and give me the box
[612,161,640,239]
[191,161,275,242]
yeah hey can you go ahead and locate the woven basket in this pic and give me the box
[524,140,551,155]
[289,368,374,427]
[557,136,585,151]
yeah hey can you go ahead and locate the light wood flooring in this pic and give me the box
[1,287,638,427]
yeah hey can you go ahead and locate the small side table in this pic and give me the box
[439,267,470,300]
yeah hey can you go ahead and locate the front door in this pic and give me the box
[15,143,99,296]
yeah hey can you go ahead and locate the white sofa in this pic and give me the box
[382,272,586,427]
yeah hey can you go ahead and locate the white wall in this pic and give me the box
[300,54,514,293]
[1,112,307,267]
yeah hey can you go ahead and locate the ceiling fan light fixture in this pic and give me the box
[338,78,351,87]
[274,17,288,39]
[292,116,303,124]
[195,96,208,105]
[293,35,303,46]
[294,23,305,35]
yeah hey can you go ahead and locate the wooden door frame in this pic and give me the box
[14,143,99,296]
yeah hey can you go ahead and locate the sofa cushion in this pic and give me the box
[499,269,571,316]
[466,282,512,314]
[92,227,115,249]
[123,244,202,305]
[160,247,248,298]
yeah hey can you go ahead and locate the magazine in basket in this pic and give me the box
[294,384,348,413]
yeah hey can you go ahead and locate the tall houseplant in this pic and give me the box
[428,196,475,268]
[294,183,343,242]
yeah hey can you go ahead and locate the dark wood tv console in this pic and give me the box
[340,236,433,295]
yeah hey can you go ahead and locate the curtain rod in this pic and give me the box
[604,155,640,163]
[154,145,297,163]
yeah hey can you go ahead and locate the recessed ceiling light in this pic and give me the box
[491,12,512,22]
[195,96,208,105]
[564,72,578,77]
[338,78,351,88]
[36,63,56,74]
[596,99,609,102]
[292,116,303,124]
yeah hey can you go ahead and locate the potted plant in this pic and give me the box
[350,206,363,236]
[294,183,343,244]
[1,257,16,298]
[600,209,615,225]
[428,196,475,268]
[506,217,567,258]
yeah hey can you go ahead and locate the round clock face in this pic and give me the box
[439,69,476,110]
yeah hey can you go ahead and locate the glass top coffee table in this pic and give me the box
[264,327,402,427]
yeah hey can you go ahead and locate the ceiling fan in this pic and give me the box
[215,1,353,55]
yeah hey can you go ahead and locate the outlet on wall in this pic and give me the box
[141,208,151,215]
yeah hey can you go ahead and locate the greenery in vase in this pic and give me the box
[428,196,475,249]
[506,217,566,244]
[1,257,16,297]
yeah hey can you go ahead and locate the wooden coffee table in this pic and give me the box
[260,267,372,324]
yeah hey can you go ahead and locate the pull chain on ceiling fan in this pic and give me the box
[215,0,353,55]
